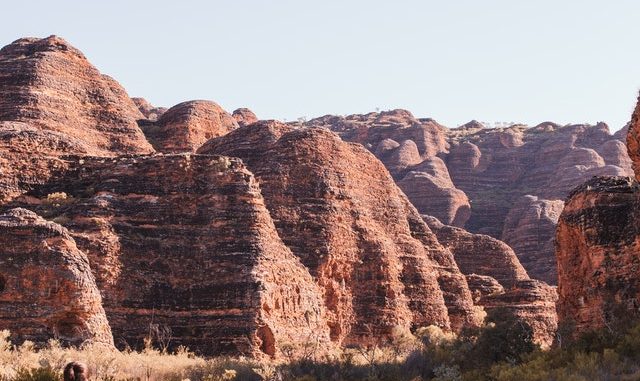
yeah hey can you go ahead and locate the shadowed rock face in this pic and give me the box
[10,154,331,357]
[199,121,483,341]
[423,216,557,347]
[556,176,640,333]
[502,196,565,285]
[0,36,153,156]
[0,208,113,347]
[480,279,558,348]
[398,157,471,227]
[0,121,76,203]
[140,100,238,153]
[307,114,632,284]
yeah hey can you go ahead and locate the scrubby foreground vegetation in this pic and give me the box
[2,311,640,381]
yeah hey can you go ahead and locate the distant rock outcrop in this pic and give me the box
[0,208,113,347]
[308,113,633,284]
[423,216,557,347]
[305,111,469,227]
[502,196,564,285]
[232,108,258,126]
[140,100,238,153]
[132,97,167,121]
[398,157,471,227]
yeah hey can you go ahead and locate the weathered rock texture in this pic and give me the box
[423,216,557,347]
[303,111,469,227]
[556,176,640,333]
[398,157,471,227]
[199,121,483,342]
[132,97,167,121]
[140,100,238,153]
[12,154,331,357]
[0,36,153,156]
[0,121,74,203]
[306,114,633,284]
[0,36,564,356]
[628,96,640,181]
[232,108,258,126]
[556,93,640,335]
[0,36,155,203]
[0,208,113,347]
[502,196,565,285]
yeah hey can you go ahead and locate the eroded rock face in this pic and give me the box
[305,110,449,159]
[556,176,640,333]
[199,122,482,341]
[398,158,471,227]
[0,121,76,203]
[447,122,630,231]
[0,35,565,356]
[0,36,153,155]
[305,112,470,227]
[11,154,331,357]
[423,216,557,346]
[308,113,633,284]
[0,36,156,202]
[628,96,640,181]
[502,196,565,285]
[481,279,558,348]
[424,216,528,287]
[0,208,113,347]
[141,100,238,153]
[132,97,167,121]
[232,108,258,126]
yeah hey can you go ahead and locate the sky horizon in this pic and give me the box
[2,0,640,131]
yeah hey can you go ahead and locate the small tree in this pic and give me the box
[470,308,536,367]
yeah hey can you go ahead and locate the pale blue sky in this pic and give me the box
[2,0,639,130]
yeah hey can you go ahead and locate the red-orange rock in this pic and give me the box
[0,208,113,347]
[14,154,331,357]
[0,121,75,203]
[628,94,640,181]
[424,216,557,347]
[480,279,558,348]
[556,176,640,333]
[232,108,258,126]
[465,274,504,302]
[306,110,449,159]
[305,111,471,228]
[555,94,640,336]
[307,113,633,285]
[141,100,238,153]
[199,122,482,340]
[0,36,153,155]
[424,216,528,287]
[132,97,167,121]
